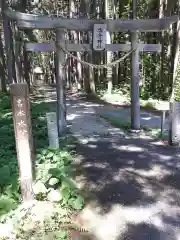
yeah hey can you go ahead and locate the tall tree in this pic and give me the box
[0,29,7,92]
[159,0,166,93]
[79,0,95,94]
[1,0,16,84]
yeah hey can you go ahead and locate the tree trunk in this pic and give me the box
[23,44,31,90]
[159,0,166,92]
[1,0,16,84]
[0,30,7,92]
[69,0,79,90]
[79,0,95,94]
[170,21,180,101]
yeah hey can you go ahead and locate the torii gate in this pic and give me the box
[5,9,178,134]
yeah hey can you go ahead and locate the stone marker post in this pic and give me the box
[46,112,59,149]
[169,102,180,146]
[10,83,34,202]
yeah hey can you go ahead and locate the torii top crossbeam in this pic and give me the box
[5,8,178,32]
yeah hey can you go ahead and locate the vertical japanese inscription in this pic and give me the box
[96,28,103,49]
[93,24,107,51]
[10,83,34,202]
[16,98,27,135]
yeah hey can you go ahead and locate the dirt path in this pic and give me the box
[67,92,180,240]
[32,86,180,240]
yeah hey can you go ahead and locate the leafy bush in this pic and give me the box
[34,148,84,210]
[0,93,20,216]
[0,94,84,221]
[0,93,11,110]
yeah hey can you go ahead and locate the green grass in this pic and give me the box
[100,114,131,130]
[150,128,168,141]
[0,92,85,239]
[97,87,169,111]
[100,113,168,140]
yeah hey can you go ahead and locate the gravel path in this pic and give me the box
[67,92,180,240]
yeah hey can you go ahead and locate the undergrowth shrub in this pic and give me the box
[0,92,85,239]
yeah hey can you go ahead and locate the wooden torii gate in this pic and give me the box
[5,9,178,133]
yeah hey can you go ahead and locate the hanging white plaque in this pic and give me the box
[93,24,107,51]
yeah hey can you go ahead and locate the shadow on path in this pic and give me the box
[30,87,180,240]
[67,92,180,240]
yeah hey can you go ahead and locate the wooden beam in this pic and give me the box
[5,9,64,21]
[25,42,162,53]
[5,9,178,32]
[55,29,67,135]
[140,44,162,52]
[131,0,140,130]
[25,42,55,52]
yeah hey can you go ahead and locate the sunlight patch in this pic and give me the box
[87,144,97,149]
[67,113,80,121]
[113,144,145,152]
[136,165,168,178]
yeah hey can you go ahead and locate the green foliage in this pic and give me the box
[100,114,131,130]
[100,113,168,141]
[34,148,84,210]
[150,129,168,141]
[0,92,10,103]
[0,93,84,223]
[140,54,162,100]
[60,181,84,210]
[140,99,157,109]
[0,196,18,216]
[54,231,68,240]
[0,93,20,216]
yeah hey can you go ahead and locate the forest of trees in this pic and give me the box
[0,0,179,101]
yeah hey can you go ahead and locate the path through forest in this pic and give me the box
[33,86,180,240]
[67,91,180,240]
